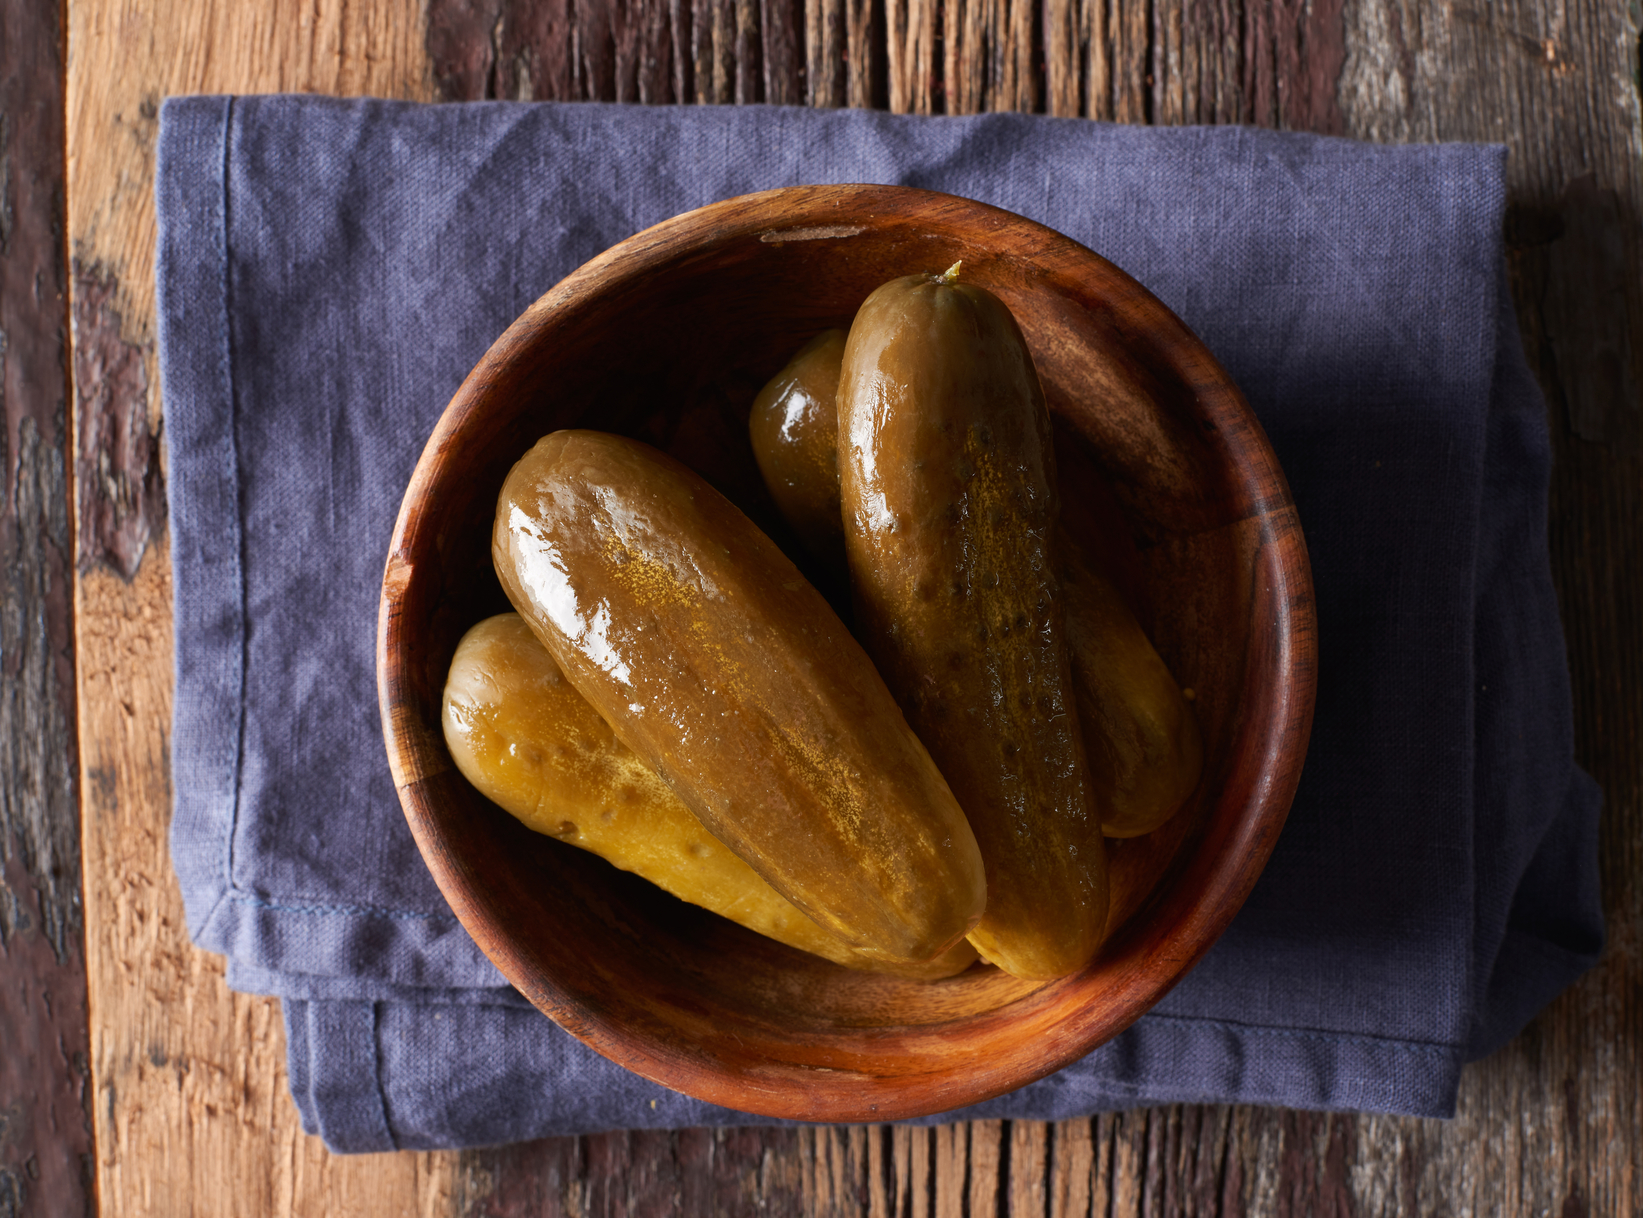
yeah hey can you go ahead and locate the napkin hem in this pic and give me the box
[162,93,504,991]
[170,94,448,925]
[286,997,1466,1153]
[229,957,528,1005]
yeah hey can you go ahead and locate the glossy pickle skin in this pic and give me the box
[748,329,848,576]
[442,614,977,979]
[751,330,1203,843]
[493,430,987,965]
[1059,539,1205,837]
[837,273,1109,981]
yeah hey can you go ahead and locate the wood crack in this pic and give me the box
[71,262,164,582]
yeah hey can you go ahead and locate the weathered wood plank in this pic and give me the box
[1049,1118,1092,1218]
[0,0,94,1212]
[427,0,501,101]
[1,0,76,1026]
[64,2,460,1216]
[807,0,847,105]
[885,0,936,113]
[669,0,695,103]
[1078,0,1108,120]
[761,0,804,104]
[1113,0,1147,122]
[846,0,882,107]
[52,0,1643,1212]
[493,0,576,103]
[942,0,983,114]
[966,1120,1003,1215]
[699,0,735,102]
[1009,1120,1048,1216]
[734,0,762,102]
[1043,0,1078,116]
[895,1125,922,1218]
[931,1123,963,1216]
[72,267,163,582]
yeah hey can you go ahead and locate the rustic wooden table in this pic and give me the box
[1,0,1637,1212]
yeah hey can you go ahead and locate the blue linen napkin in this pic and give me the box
[157,96,1604,1153]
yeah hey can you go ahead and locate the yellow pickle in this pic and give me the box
[492,429,987,966]
[442,614,977,979]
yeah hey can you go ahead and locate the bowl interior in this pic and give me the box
[379,185,1314,1122]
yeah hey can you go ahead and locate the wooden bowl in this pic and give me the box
[378,185,1316,1122]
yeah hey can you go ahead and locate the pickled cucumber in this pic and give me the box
[443,614,978,978]
[837,269,1109,980]
[748,329,848,576]
[493,429,987,965]
[751,326,1202,842]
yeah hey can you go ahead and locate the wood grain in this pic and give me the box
[64,1,453,1215]
[423,0,1360,121]
[73,266,163,581]
[50,0,1643,1211]
[806,0,847,105]
[885,0,935,112]
[0,0,94,1212]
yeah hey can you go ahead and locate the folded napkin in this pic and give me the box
[158,96,1603,1153]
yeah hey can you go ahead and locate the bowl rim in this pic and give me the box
[378,183,1318,1122]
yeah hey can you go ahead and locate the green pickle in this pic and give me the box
[443,614,977,979]
[748,318,1203,844]
[748,328,848,577]
[1060,538,1204,837]
[493,429,987,966]
[836,267,1109,981]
